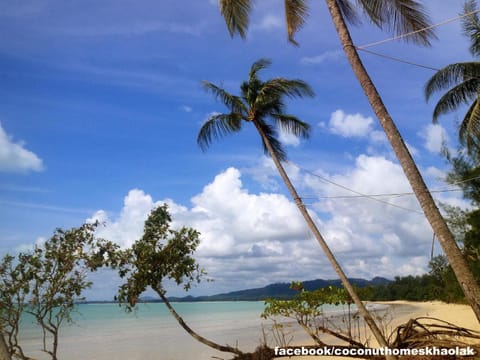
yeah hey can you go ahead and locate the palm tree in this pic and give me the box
[217,0,480,323]
[425,0,480,153]
[198,58,391,352]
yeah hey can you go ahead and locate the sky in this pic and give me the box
[0,1,475,300]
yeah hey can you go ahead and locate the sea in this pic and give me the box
[18,301,374,360]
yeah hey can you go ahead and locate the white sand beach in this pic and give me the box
[280,301,480,360]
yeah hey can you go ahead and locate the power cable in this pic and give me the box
[356,48,440,71]
[288,162,424,214]
[357,8,480,50]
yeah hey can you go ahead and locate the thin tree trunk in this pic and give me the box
[0,335,11,360]
[252,122,394,359]
[156,290,244,356]
[325,0,480,322]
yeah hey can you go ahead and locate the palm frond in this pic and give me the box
[219,0,252,39]
[249,58,272,81]
[284,0,309,46]
[271,113,311,139]
[337,0,362,26]
[197,113,243,151]
[259,78,315,101]
[425,62,480,101]
[202,81,247,113]
[460,98,480,153]
[431,78,480,122]
[462,0,480,57]
[256,120,287,161]
[358,0,435,46]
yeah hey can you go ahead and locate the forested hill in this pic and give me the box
[166,277,390,302]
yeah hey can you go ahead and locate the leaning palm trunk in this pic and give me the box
[325,0,480,322]
[253,121,392,353]
[156,289,243,356]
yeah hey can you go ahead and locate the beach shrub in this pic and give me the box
[0,223,119,360]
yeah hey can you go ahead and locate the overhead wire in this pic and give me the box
[353,8,480,71]
[357,8,480,50]
[287,164,480,215]
[356,48,440,71]
[288,162,424,214]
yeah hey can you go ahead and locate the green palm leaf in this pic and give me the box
[219,0,252,39]
[249,58,272,80]
[199,59,313,161]
[460,98,480,151]
[463,0,480,57]
[430,78,480,122]
[197,113,243,151]
[425,62,480,99]
[272,113,310,139]
[356,0,435,45]
[256,120,288,161]
[259,78,315,100]
[284,0,309,45]
[201,81,246,114]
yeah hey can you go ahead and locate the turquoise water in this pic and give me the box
[18,301,378,359]
[19,301,273,360]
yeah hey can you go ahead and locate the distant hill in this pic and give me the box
[164,277,391,302]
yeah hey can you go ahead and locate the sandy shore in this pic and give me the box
[275,301,480,360]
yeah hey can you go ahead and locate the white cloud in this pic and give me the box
[253,14,283,31]
[327,110,374,138]
[302,154,432,272]
[420,124,449,153]
[89,189,164,248]
[0,123,44,173]
[300,50,343,65]
[87,163,450,297]
[278,129,300,147]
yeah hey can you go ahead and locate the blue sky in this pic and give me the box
[0,1,475,299]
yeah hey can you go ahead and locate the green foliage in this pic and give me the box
[261,283,376,347]
[114,204,205,309]
[367,257,465,303]
[425,0,480,153]
[198,58,314,162]
[262,285,350,321]
[0,222,119,360]
[219,0,434,46]
[0,254,32,359]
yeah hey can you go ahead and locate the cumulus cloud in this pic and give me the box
[88,189,164,248]
[326,110,374,138]
[420,124,449,153]
[0,123,44,173]
[87,162,457,296]
[278,129,301,147]
[301,154,435,273]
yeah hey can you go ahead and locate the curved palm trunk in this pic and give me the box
[252,122,393,356]
[325,0,480,322]
[156,289,243,356]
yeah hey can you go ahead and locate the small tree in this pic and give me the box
[0,223,119,360]
[262,283,377,349]
[114,204,243,356]
[0,254,32,360]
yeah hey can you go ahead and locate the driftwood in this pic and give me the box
[223,317,480,360]
[387,317,480,359]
